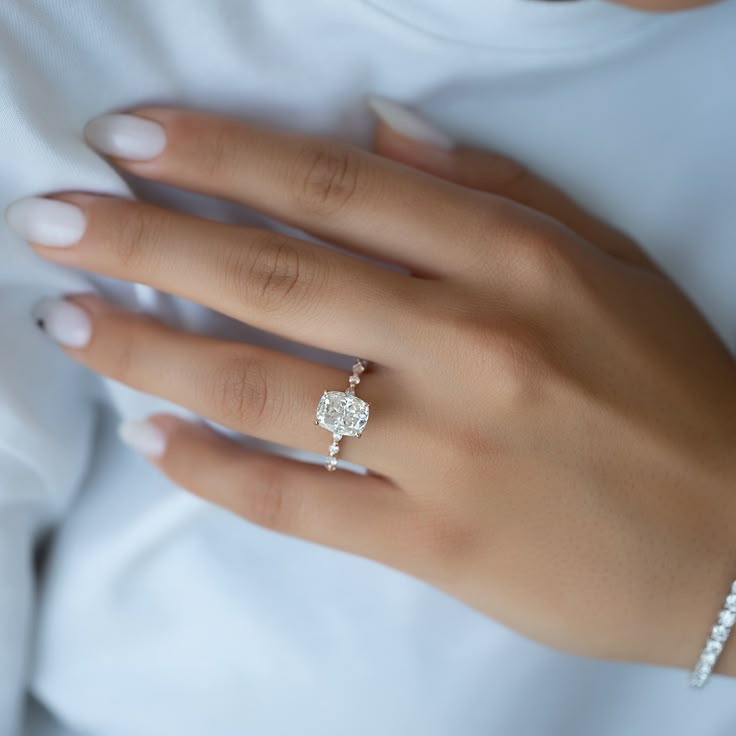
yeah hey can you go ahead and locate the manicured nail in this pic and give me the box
[31,297,92,348]
[118,418,168,458]
[367,96,454,150]
[4,197,86,247]
[84,113,167,160]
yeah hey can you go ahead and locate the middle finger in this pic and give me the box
[15,193,427,362]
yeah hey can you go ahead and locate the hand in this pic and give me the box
[7,103,736,675]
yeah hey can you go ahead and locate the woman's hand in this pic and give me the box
[6,103,736,676]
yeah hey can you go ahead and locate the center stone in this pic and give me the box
[315,391,370,437]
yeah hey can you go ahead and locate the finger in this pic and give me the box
[123,412,411,565]
[20,193,426,362]
[82,106,518,278]
[39,292,398,471]
[370,99,657,271]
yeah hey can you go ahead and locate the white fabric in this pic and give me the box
[0,1,735,734]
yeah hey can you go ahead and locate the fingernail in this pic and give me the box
[367,96,454,150]
[118,418,168,458]
[84,113,167,160]
[31,297,92,348]
[4,197,86,247]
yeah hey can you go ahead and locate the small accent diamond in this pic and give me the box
[352,361,365,374]
[719,610,736,628]
[706,639,723,656]
[712,624,730,642]
[702,651,718,666]
[348,375,360,386]
[329,443,340,456]
[325,456,338,471]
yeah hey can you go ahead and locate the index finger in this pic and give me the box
[83,107,509,278]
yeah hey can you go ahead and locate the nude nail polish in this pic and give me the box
[84,113,167,160]
[31,297,92,348]
[5,197,86,247]
[118,419,168,458]
[368,96,454,150]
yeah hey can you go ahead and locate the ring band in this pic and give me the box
[314,359,370,471]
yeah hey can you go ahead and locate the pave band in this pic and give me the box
[688,577,736,688]
[314,359,370,471]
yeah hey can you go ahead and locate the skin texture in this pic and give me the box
[21,107,736,678]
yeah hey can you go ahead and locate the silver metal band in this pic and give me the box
[314,359,370,472]
[689,578,736,688]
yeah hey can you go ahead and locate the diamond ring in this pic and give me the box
[314,359,370,471]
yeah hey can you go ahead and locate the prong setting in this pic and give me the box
[314,358,370,471]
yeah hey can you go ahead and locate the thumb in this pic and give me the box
[368,96,656,270]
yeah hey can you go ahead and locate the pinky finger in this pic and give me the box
[370,98,657,271]
[118,413,408,564]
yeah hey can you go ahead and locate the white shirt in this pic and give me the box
[1,1,735,734]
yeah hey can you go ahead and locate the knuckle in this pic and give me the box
[111,205,161,271]
[226,236,314,314]
[493,157,531,199]
[209,353,271,429]
[252,241,303,309]
[107,332,136,385]
[508,236,572,294]
[246,461,298,533]
[457,207,517,277]
[449,420,495,466]
[293,141,361,216]
[488,329,546,403]
[199,122,241,180]
[448,317,548,407]
[410,503,478,577]
[89,311,163,385]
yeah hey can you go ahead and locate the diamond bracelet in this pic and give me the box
[688,578,736,688]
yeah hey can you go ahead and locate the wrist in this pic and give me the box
[699,464,736,681]
[699,469,736,682]
[712,595,736,680]
[651,468,736,682]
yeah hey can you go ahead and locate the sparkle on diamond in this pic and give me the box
[316,391,369,437]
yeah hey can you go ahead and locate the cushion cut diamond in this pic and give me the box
[316,391,369,437]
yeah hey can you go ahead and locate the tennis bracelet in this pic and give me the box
[689,577,736,688]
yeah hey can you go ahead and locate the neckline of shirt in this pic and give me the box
[360,0,659,51]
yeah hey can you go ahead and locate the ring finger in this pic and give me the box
[35,292,403,472]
